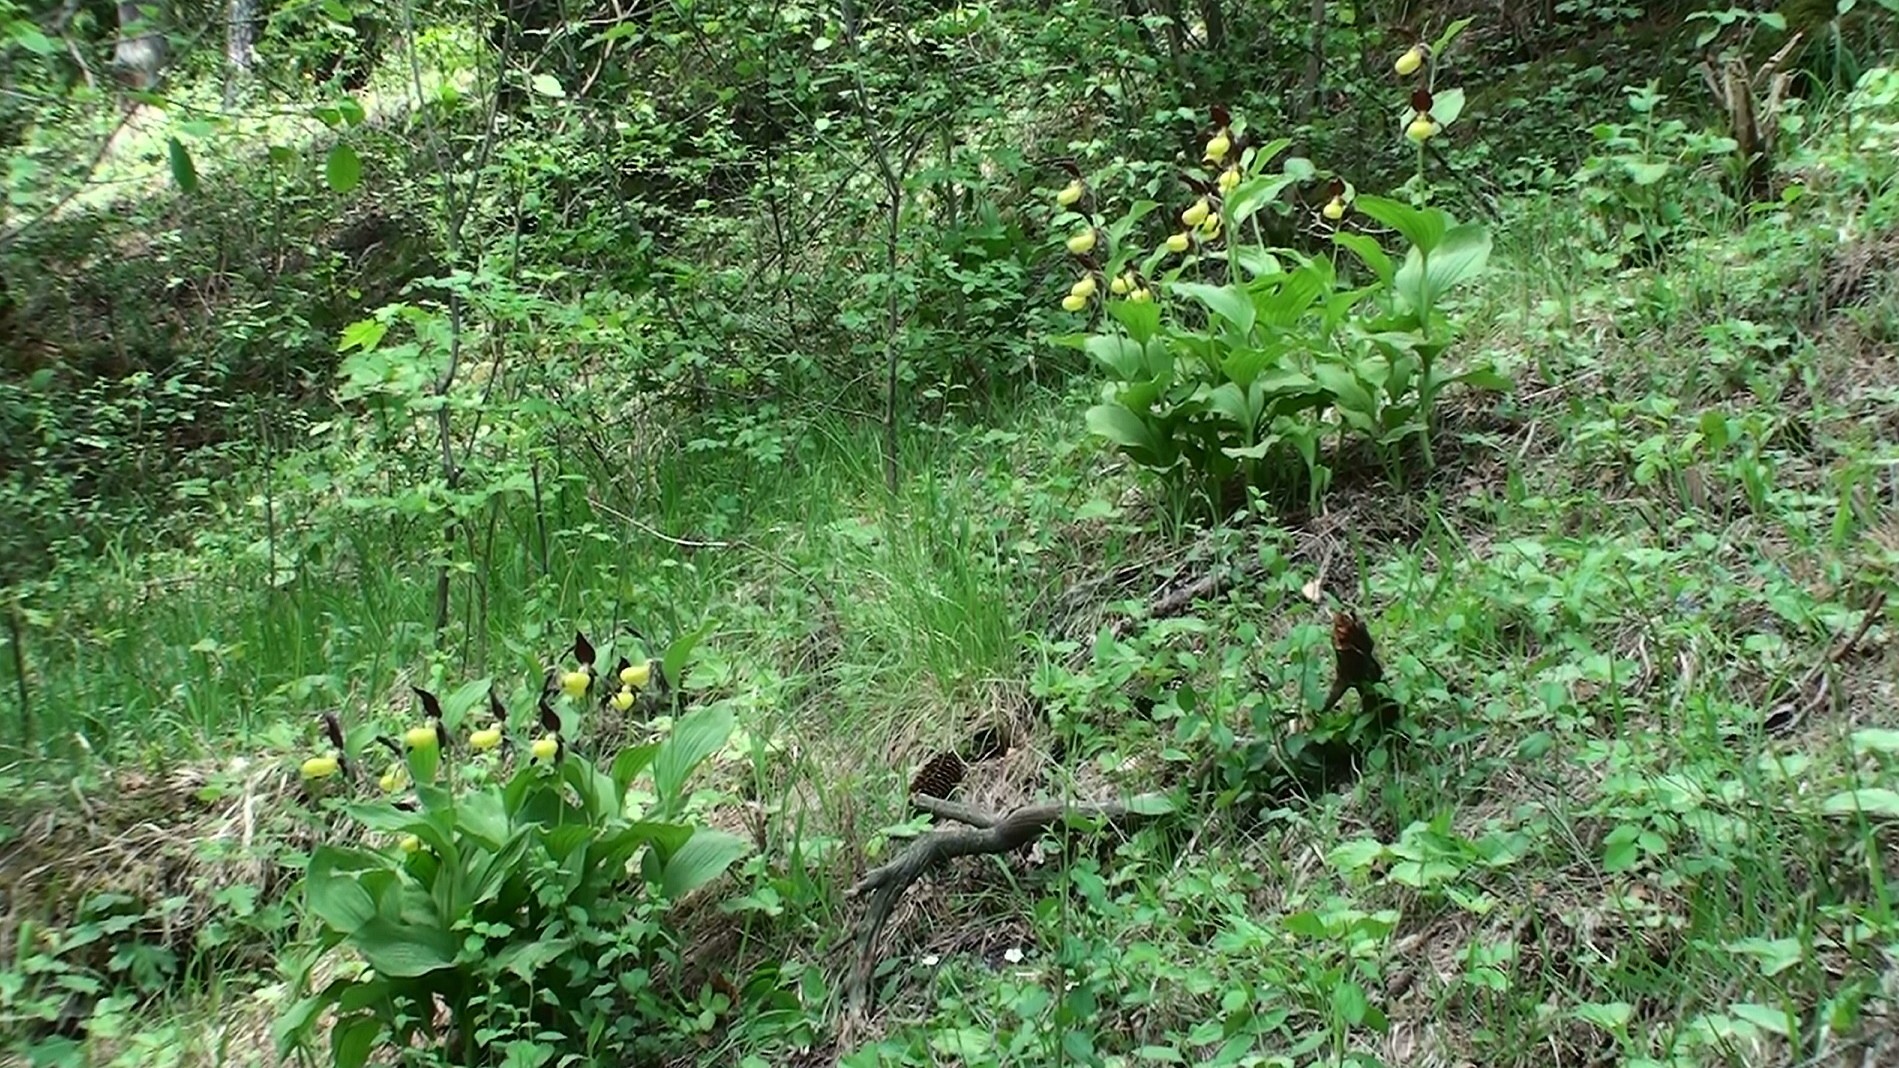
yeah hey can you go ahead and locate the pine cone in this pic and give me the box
[908,751,967,800]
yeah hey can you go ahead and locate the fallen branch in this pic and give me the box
[1108,556,1266,639]
[845,793,1168,1007]
[845,610,1398,1009]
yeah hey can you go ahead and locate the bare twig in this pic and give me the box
[846,794,1165,1007]
[588,496,736,551]
[846,609,1401,1008]
[1107,556,1266,639]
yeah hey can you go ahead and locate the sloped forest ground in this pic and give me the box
[5,5,1899,1068]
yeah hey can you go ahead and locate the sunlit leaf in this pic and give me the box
[325,143,363,193]
[1224,172,1299,228]
[11,25,55,54]
[660,830,751,898]
[1122,794,1176,816]
[1171,281,1256,335]
[1334,232,1393,286]
[1353,195,1447,254]
[1823,788,1899,817]
[1850,728,1899,755]
[337,318,387,355]
[652,704,735,810]
[1574,1001,1634,1032]
[1432,86,1467,127]
[167,137,199,194]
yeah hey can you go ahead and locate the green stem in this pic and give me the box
[1416,251,1435,470]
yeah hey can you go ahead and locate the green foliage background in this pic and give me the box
[5,0,1899,1064]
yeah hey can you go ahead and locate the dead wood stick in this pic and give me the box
[1110,556,1265,638]
[845,794,1166,1007]
[845,610,1393,1008]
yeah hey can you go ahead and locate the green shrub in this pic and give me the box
[1572,82,1742,266]
[1058,127,1503,521]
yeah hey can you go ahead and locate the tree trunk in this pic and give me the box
[1198,0,1225,52]
[1151,0,1185,63]
[222,0,258,106]
[1295,0,1325,120]
[113,0,168,90]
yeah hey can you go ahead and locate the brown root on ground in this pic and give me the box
[844,794,1167,1008]
[846,610,1396,1011]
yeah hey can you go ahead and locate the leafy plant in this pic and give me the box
[1572,82,1740,265]
[275,633,751,1066]
[1061,113,1501,521]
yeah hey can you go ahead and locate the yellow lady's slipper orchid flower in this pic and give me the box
[1166,231,1190,253]
[1218,166,1241,194]
[1129,287,1153,303]
[1181,197,1211,228]
[301,755,340,780]
[1056,179,1084,207]
[379,765,407,792]
[1110,274,1131,295]
[403,725,438,750]
[469,726,503,752]
[400,834,421,853]
[531,735,560,761]
[560,669,590,699]
[1061,292,1089,313]
[1065,228,1097,255]
[1395,46,1424,77]
[1406,116,1439,143]
[619,660,652,688]
[1204,130,1231,163]
[1323,196,1347,220]
[611,688,635,712]
[1071,275,1098,299]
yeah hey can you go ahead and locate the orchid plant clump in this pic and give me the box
[1051,23,1506,519]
